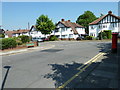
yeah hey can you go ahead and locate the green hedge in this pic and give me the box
[49,35,58,41]
[0,38,17,50]
[104,30,112,39]
[18,35,30,43]
[99,30,112,39]
[85,36,94,40]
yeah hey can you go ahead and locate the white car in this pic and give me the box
[32,37,43,42]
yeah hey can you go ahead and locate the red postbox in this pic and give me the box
[112,33,118,53]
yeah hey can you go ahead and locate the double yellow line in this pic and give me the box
[57,52,105,89]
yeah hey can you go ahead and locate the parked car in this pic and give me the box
[76,36,82,40]
[32,37,43,42]
[41,37,49,41]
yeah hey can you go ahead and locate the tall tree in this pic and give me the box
[76,11,98,34]
[36,15,55,35]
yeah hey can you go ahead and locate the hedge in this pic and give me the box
[99,30,112,39]
[0,38,17,50]
[18,35,30,43]
[49,35,58,41]
[85,36,94,40]
[104,30,112,39]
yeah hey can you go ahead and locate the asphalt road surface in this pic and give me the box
[2,41,111,88]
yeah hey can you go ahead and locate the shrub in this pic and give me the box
[0,38,17,50]
[18,35,30,43]
[103,36,107,39]
[99,30,112,39]
[0,34,5,38]
[49,35,58,41]
[13,37,23,45]
[85,36,94,40]
[104,30,112,39]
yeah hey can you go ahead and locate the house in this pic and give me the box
[89,11,120,37]
[5,29,30,38]
[0,29,5,34]
[30,25,51,38]
[29,25,45,38]
[51,19,85,40]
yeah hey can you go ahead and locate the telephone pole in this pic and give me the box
[28,22,30,30]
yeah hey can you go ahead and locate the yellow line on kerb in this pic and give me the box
[56,52,105,89]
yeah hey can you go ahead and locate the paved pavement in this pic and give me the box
[1,40,120,89]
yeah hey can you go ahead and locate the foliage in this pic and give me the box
[85,36,94,40]
[49,35,58,41]
[76,11,98,34]
[104,30,112,39]
[0,38,17,50]
[0,34,5,38]
[98,30,112,39]
[103,36,107,39]
[18,35,30,43]
[13,37,23,45]
[36,14,55,35]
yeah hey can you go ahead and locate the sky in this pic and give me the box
[1,2,119,30]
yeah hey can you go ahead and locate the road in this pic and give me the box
[2,40,111,88]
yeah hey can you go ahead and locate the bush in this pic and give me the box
[0,38,17,50]
[85,36,94,40]
[18,35,30,43]
[104,30,112,39]
[49,35,58,41]
[0,34,5,38]
[99,30,112,39]
[13,37,23,45]
[103,36,107,39]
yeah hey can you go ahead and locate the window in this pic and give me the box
[62,35,66,38]
[55,29,59,32]
[69,34,73,38]
[91,26,94,29]
[61,28,66,32]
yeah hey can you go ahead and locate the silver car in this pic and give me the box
[32,37,43,42]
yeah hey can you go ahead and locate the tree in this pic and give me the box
[76,11,98,34]
[36,15,55,35]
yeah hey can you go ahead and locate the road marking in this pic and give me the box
[77,52,103,70]
[57,52,105,89]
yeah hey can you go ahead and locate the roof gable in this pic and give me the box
[89,11,120,25]
[56,19,84,34]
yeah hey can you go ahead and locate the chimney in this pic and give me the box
[61,19,64,21]
[108,11,112,14]
[68,20,70,22]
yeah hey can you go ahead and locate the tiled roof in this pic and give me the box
[5,29,30,37]
[58,20,84,34]
[89,11,120,25]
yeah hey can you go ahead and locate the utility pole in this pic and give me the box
[0,25,1,29]
[28,22,30,30]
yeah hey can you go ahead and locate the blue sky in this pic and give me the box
[2,2,119,30]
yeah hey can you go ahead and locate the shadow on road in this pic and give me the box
[44,42,119,88]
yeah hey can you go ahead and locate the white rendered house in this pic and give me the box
[29,25,48,38]
[51,19,85,40]
[89,11,120,37]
